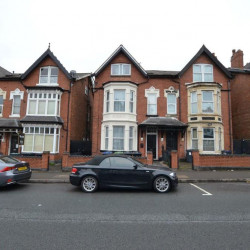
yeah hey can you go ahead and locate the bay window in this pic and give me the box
[193,64,213,82]
[114,90,125,112]
[202,91,214,113]
[27,92,60,116]
[203,128,214,151]
[113,126,124,150]
[39,66,58,85]
[23,126,60,153]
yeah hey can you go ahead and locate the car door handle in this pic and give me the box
[146,171,150,173]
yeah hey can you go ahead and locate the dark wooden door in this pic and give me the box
[10,134,19,154]
[147,134,157,159]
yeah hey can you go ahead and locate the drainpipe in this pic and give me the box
[227,80,232,152]
[65,81,72,152]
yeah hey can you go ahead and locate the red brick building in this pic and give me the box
[229,50,250,143]
[0,48,92,161]
[92,45,233,160]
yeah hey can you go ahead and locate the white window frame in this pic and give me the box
[22,126,60,153]
[202,91,214,114]
[85,85,89,96]
[129,90,134,113]
[147,93,157,115]
[129,126,133,151]
[11,95,21,116]
[191,128,198,150]
[39,66,59,85]
[203,128,215,152]
[193,64,213,82]
[9,88,24,117]
[0,95,3,116]
[105,126,109,150]
[114,89,125,112]
[111,64,131,76]
[27,92,61,116]
[191,91,197,114]
[167,93,177,114]
[218,127,222,151]
[217,91,221,115]
[106,91,110,113]
[113,126,125,151]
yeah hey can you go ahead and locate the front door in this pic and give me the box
[10,134,19,154]
[147,134,157,159]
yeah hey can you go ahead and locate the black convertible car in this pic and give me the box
[70,155,178,193]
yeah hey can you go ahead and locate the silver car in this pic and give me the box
[0,156,32,187]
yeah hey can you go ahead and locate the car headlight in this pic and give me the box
[169,172,176,178]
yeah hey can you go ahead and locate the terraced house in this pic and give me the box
[0,48,92,162]
[91,45,233,160]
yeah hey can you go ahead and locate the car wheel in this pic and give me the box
[153,176,171,193]
[81,176,98,193]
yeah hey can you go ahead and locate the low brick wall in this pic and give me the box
[62,152,152,171]
[192,150,250,170]
[14,152,49,171]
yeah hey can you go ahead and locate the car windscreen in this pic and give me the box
[130,157,144,167]
[0,156,19,164]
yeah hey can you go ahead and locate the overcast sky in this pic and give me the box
[0,0,250,74]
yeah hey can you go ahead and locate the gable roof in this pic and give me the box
[0,66,11,77]
[21,48,72,80]
[178,45,232,78]
[94,45,147,77]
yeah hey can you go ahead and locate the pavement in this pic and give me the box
[29,162,250,184]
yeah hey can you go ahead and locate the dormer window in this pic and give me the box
[193,64,213,82]
[39,66,58,85]
[111,64,131,76]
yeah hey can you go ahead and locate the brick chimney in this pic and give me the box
[231,49,244,68]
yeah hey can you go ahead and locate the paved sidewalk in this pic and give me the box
[29,169,250,184]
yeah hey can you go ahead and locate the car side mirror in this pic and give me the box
[133,165,138,170]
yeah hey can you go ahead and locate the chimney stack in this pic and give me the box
[231,49,244,69]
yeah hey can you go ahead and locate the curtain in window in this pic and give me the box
[38,100,46,114]
[114,90,125,112]
[202,91,214,113]
[23,134,33,151]
[191,92,197,114]
[28,100,37,114]
[34,135,43,152]
[44,135,54,152]
[48,100,56,115]
[167,94,176,114]
[13,95,21,115]
[113,126,124,150]
[203,128,214,151]
[147,94,157,115]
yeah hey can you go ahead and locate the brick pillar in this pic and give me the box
[171,150,178,169]
[147,151,153,165]
[42,151,50,170]
[62,152,69,169]
[192,150,200,170]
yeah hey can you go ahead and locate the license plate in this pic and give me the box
[18,166,27,171]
